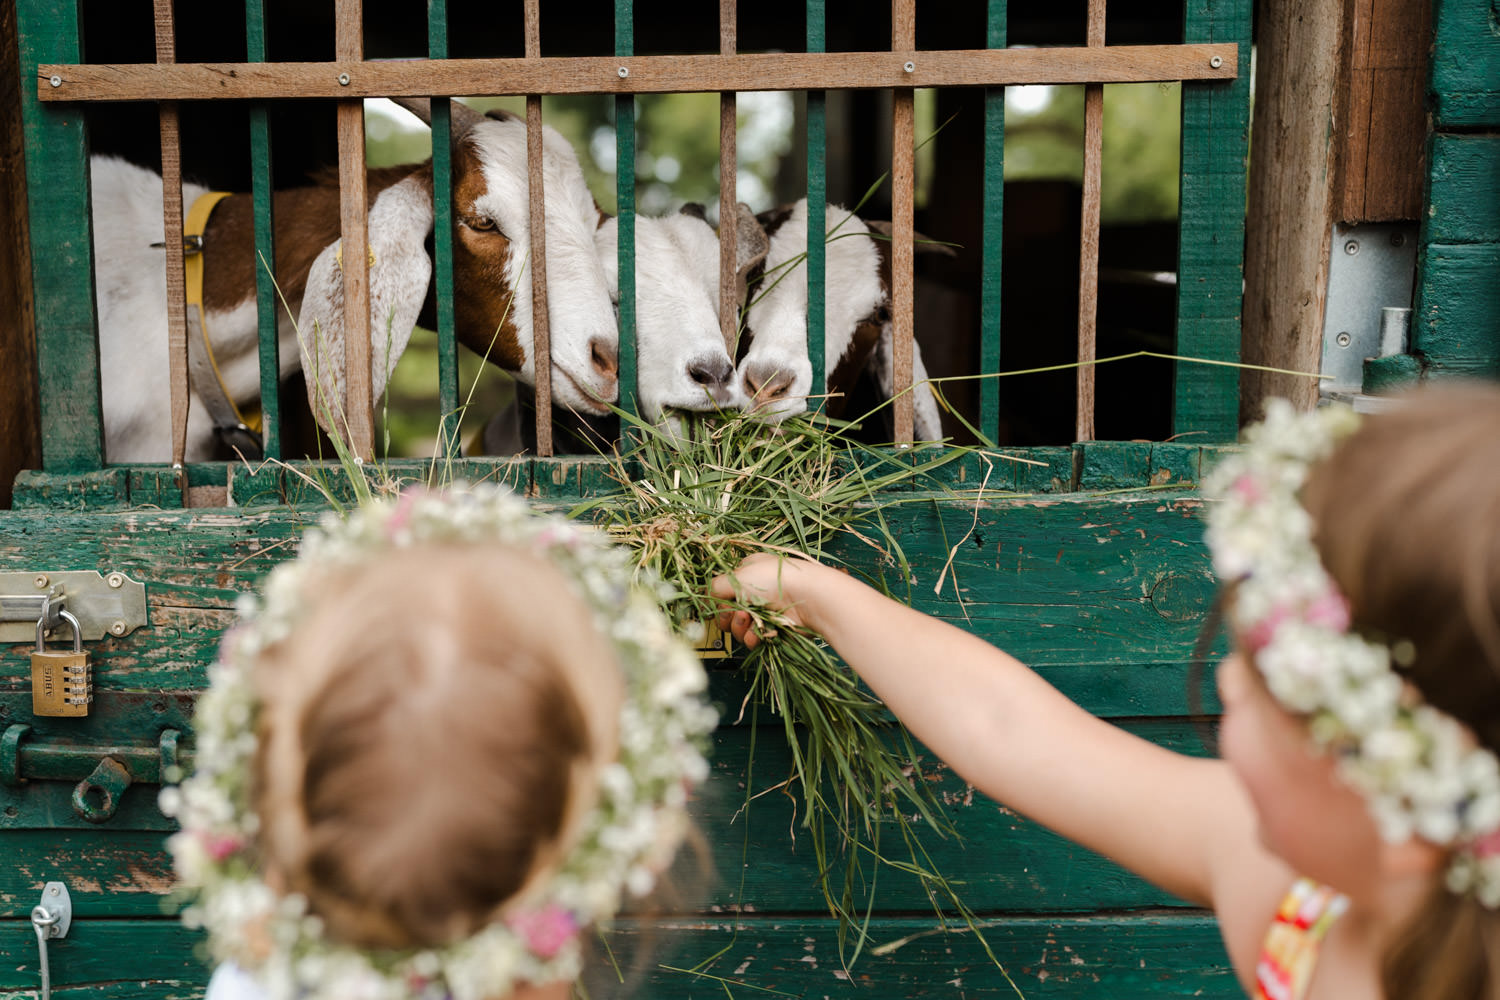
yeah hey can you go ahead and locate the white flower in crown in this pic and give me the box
[1204,400,1500,909]
[159,482,718,1000]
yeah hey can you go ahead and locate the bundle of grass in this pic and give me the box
[572,410,997,963]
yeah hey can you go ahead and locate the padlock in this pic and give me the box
[32,608,91,718]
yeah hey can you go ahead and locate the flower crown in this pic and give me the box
[1204,399,1500,908]
[160,484,719,1000]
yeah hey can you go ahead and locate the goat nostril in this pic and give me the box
[689,357,735,388]
[590,338,619,379]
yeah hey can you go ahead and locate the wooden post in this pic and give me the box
[525,0,553,457]
[891,0,916,445]
[1076,0,1105,442]
[718,0,739,357]
[153,0,190,475]
[0,0,40,507]
[335,0,373,459]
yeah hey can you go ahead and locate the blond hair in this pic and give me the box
[1300,382,1500,1000]
[250,542,625,951]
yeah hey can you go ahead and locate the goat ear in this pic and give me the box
[295,174,435,437]
[862,219,958,257]
[733,201,770,304]
[389,97,488,140]
[485,107,521,123]
[869,323,945,442]
[678,202,708,222]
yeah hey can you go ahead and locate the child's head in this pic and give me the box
[1206,382,1500,997]
[164,486,717,1000]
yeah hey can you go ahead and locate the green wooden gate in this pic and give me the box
[10,0,1482,997]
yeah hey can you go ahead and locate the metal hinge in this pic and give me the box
[1319,221,1419,412]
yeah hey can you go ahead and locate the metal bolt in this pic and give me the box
[1210,55,1223,69]
[1390,232,1406,247]
[904,61,915,73]
[34,575,48,588]
[49,75,62,88]
[1344,240,1360,256]
[110,620,127,636]
[617,66,629,78]
[106,573,124,589]
[1336,332,1352,348]
[338,72,351,86]
[49,886,59,896]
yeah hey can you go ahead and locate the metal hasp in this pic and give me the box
[1320,221,1419,412]
[31,881,72,1000]
[0,570,147,644]
[2,725,183,823]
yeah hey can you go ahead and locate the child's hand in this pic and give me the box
[709,552,819,650]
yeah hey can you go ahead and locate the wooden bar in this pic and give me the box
[0,0,41,504]
[1175,0,1250,441]
[978,0,1007,443]
[15,0,102,473]
[428,1,458,459]
[891,0,915,445]
[335,0,373,458]
[153,0,190,471]
[717,0,738,357]
[1076,0,1105,443]
[526,0,553,457]
[615,0,637,420]
[247,0,280,461]
[806,0,826,400]
[39,45,1239,102]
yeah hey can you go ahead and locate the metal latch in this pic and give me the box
[0,571,147,644]
[1320,221,1419,412]
[31,881,72,1000]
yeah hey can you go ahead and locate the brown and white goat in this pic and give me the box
[736,198,945,441]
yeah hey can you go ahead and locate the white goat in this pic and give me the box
[92,102,647,462]
[737,198,944,441]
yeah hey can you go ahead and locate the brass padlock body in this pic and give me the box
[31,610,91,718]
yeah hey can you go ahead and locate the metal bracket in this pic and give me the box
[31,881,71,1000]
[1320,221,1418,408]
[0,571,146,644]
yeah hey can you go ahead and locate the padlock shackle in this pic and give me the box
[36,604,83,653]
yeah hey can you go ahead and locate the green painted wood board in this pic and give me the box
[1426,135,1500,246]
[1174,0,1251,443]
[246,0,281,462]
[1430,0,1500,128]
[806,0,827,397]
[0,915,1237,999]
[1413,243,1500,376]
[979,1,1007,442]
[15,0,104,474]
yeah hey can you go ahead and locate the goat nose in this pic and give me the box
[743,361,795,404]
[688,355,738,405]
[590,337,619,380]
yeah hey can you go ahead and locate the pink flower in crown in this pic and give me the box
[1303,588,1352,633]
[1244,604,1291,652]
[507,904,579,959]
[1229,473,1264,505]
[202,831,245,862]
[1470,828,1500,859]
[385,488,428,540]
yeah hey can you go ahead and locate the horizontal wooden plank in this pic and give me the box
[39,45,1237,103]
[1413,242,1500,374]
[1426,134,1500,245]
[0,914,1237,998]
[1429,0,1500,128]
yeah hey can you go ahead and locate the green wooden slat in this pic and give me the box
[1173,0,1250,443]
[1413,243,1500,378]
[245,1,281,461]
[1425,134,1500,246]
[1429,0,1500,128]
[614,3,638,419]
[979,1,1006,441]
[428,3,460,458]
[0,914,1235,998]
[15,0,103,473]
[806,0,826,399]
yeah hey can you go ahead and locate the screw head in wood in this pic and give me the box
[49,75,62,87]
[618,66,629,78]
[904,61,915,73]
[338,73,351,86]
[1210,56,1223,69]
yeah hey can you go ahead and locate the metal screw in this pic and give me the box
[904,61,915,73]
[1336,332,1352,348]
[338,72,351,86]
[110,621,127,637]
[49,886,59,896]
[106,573,124,589]
[34,575,48,588]
[1390,232,1406,248]
[617,66,629,78]
[1210,55,1223,69]
[49,75,62,88]
[1344,240,1360,256]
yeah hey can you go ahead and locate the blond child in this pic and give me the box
[162,485,717,1000]
[711,382,1500,1000]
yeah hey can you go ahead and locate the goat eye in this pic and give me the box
[467,215,500,234]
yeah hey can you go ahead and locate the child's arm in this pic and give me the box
[711,552,1278,914]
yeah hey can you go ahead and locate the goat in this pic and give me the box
[736,198,945,441]
[92,100,629,463]
[476,203,766,455]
